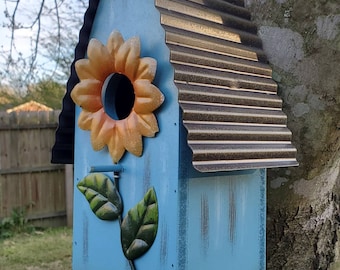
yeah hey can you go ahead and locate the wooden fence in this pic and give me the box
[0,110,72,227]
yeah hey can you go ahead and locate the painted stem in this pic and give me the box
[113,171,136,270]
[114,171,122,227]
[128,260,136,270]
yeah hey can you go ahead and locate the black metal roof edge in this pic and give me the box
[51,0,100,164]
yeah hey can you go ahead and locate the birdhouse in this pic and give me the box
[52,0,298,269]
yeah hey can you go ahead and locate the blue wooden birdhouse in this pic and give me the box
[52,0,298,269]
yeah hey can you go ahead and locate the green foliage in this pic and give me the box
[78,173,159,264]
[0,78,65,111]
[77,173,123,220]
[24,79,65,110]
[0,207,35,239]
[0,85,23,111]
[121,187,158,260]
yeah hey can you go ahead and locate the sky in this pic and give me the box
[0,0,46,57]
[0,0,87,86]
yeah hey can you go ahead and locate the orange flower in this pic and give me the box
[71,31,164,163]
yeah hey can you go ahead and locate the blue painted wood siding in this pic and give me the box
[73,1,180,269]
[178,168,266,269]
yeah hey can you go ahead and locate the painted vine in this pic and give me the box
[77,173,158,269]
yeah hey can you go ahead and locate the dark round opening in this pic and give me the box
[101,73,135,120]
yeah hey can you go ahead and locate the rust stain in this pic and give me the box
[201,194,209,254]
[229,182,236,243]
[160,224,168,265]
[143,154,151,193]
[83,213,89,262]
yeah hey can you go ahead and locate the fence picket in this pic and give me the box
[0,110,68,227]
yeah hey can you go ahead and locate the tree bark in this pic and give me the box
[245,0,340,269]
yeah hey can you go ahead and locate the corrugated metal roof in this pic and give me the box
[155,0,298,172]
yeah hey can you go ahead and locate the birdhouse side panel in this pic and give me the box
[184,170,266,269]
[178,124,266,269]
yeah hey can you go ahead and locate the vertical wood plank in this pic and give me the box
[0,111,67,227]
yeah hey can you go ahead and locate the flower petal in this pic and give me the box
[133,80,164,114]
[115,37,140,81]
[136,113,159,137]
[71,79,103,112]
[117,114,143,157]
[135,57,157,81]
[108,131,126,163]
[90,110,115,151]
[72,30,164,163]
[78,110,93,130]
[89,110,105,150]
[107,31,124,60]
[87,38,115,81]
[75,59,98,80]
[97,115,116,146]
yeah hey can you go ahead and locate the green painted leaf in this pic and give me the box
[77,173,122,220]
[121,187,158,260]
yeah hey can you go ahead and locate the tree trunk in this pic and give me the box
[245,0,340,269]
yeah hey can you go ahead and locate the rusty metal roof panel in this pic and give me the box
[168,44,272,78]
[156,0,298,172]
[164,26,268,62]
[177,83,283,108]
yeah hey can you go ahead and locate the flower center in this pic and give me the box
[101,73,135,120]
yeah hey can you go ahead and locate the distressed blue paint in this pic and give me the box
[183,170,266,270]
[178,124,266,269]
[73,1,266,269]
[73,1,179,269]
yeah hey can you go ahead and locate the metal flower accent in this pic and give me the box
[71,31,164,163]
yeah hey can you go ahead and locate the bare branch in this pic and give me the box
[50,0,61,77]
[1,0,87,91]
[27,0,45,81]
[7,0,20,62]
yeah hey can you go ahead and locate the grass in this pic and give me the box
[0,227,72,270]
